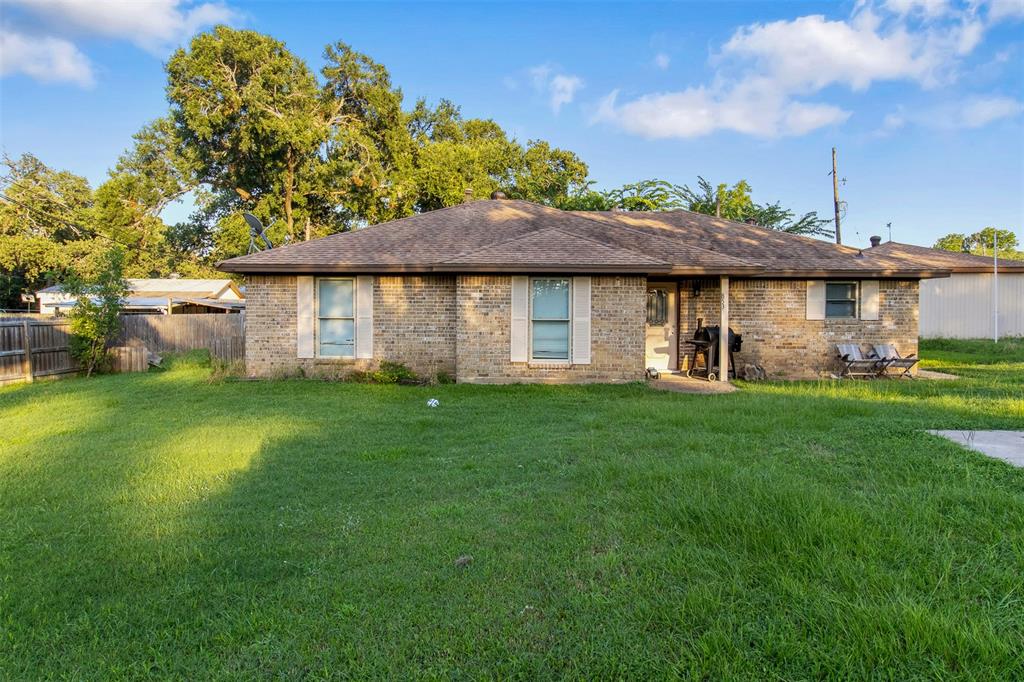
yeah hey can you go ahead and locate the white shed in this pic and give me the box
[869,241,1024,339]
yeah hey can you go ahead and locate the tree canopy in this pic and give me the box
[560,176,834,237]
[164,28,589,264]
[933,228,1022,260]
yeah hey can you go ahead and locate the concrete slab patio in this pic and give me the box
[648,373,737,394]
[928,430,1024,468]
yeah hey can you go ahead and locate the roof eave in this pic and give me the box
[748,268,952,279]
[217,262,674,275]
[946,266,1024,274]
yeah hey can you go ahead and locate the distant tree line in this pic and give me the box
[933,228,1022,261]
[2,26,836,309]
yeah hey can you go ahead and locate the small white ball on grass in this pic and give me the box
[427,398,440,408]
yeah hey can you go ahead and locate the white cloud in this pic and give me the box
[548,74,583,113]
[594,81,849,139]
[653,52,671,69]
[719,10,967,91]
[958,95,1024,126]
[594,2,1008,140]
[0,28,94,87]
[878,95,1023,133]
[983,0,1024,21]
[8,0,236,53]
[529,64,583,113]
[885,0,952,17]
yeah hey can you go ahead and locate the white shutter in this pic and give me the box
[860,280,879,320]
[806,280,826,320]
[296,276,315,358]
[572,276,591,365]
[355,275,374,359]
[510,276,528,362]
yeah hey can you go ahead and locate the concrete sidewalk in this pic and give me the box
[928,430,1024,468]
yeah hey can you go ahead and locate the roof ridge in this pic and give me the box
[567,210,762,268]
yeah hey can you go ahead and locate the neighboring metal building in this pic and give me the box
[869,240,1024,339]
[36,278,244,315]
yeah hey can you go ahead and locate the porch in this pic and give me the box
[645,277,734,383]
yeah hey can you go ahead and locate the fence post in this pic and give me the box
[21,320,34,383]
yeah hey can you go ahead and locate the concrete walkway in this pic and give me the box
[648,373,737,394]
[928,430,1024,468]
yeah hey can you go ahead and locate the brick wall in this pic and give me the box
[455,275,646,383]
[244,275,456,379]
[676,278,919,379]
[246,274,917,382]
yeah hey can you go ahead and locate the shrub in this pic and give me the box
[350,361,420,385]
[64,247,128,377]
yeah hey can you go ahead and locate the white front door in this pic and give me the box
[645,282,678,370]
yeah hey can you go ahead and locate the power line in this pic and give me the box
[0,193,133,249]
[0,174,86,214]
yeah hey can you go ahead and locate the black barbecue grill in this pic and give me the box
[685,320,742,381]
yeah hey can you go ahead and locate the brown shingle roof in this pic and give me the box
[576,210,947,277]
[218,199,948,278]
[868,241,1024,273]
[441,227,670,271]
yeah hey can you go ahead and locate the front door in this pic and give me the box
[645,282,678,370]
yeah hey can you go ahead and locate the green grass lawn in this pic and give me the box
[1,341,1022,679]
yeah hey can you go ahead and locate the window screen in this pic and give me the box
[825,282,857,319]
[318,278,355,357]
[531,278,570,360]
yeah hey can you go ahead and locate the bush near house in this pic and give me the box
[0,340,1021,678]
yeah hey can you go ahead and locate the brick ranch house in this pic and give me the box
[218,198,949,383]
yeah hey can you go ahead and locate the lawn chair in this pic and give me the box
[872,343,918,379]
[836,343,885,378]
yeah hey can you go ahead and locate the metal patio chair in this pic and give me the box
[872,343,918,379]
[836,343,886,378]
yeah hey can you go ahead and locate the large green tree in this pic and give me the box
[166,27,589,263]
[0,154,106,308]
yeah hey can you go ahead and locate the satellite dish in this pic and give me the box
[243,213,273,253]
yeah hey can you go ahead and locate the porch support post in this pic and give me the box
[719,275,729,382]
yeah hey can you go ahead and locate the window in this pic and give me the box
[531,278,570,360]
[825,282,857,319]
[646,288,668,325]
[318,278,355,357]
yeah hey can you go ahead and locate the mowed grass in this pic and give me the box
[1,341,1022,679]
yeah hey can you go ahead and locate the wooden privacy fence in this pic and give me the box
[0,314,245,385]
[115,314,245,361]
[0,320,77,384]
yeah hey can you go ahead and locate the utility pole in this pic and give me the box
[832,147,842,245]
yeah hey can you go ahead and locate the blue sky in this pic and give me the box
[1,0,1022,248]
